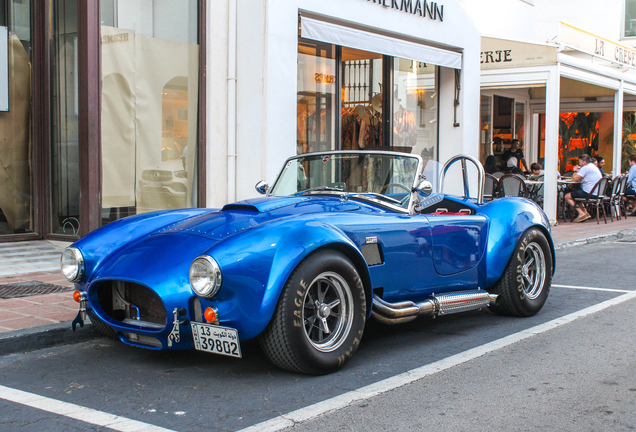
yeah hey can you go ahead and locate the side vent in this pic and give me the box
[361,244,383,266]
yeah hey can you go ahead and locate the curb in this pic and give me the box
[0,320,101,357]
[1,228,635,357]
[554,227,636,250]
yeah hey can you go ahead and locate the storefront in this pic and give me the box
[1,0,480,243]
[207,0,481,208]
[480,23,636,224]
[0,0,206,242]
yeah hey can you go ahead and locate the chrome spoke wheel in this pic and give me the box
[521,242,546,300]
[302,272,354,352]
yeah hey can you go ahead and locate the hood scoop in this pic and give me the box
[222,197,311,213]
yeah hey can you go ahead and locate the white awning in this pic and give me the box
[300,16,462,70]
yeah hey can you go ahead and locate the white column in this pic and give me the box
[543,64,561,225]
[613,81,624,177]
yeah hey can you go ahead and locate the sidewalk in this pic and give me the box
[1,215,635,354]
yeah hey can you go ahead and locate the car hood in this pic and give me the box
[157,196,362,241]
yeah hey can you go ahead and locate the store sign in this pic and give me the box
[1,26,8,112]
[480,37,557,70]
[364,0,445,22]
[560,22,636,69]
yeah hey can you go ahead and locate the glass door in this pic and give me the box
[48,0,80,236]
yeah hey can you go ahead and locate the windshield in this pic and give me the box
[270,152,421,197]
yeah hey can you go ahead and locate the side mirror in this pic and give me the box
[255,180,269,195]
[417,180,434,196]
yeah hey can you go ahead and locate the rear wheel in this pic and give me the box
[489,228,552,317]
[259,251,366,375]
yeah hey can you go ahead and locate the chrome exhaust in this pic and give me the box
[371,290,498,325]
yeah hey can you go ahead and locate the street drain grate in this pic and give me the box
[0,281,73,299]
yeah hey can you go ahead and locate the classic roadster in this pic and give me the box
[63,151,554,375]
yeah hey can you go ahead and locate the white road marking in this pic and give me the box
[0,384,175,432]
[552,284,631,293]
[239,289,636,432]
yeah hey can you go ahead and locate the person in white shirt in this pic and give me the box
[564,154,602,222]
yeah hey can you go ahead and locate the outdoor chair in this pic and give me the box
[484,173,499,201]
[617,174,630,218]
[499,174,528,198]
[573,176,609,224]
[605,175,623,222]
[492,172,505,179]
[527,174,544,206]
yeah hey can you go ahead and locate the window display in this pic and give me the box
[0,0,33,235]
[296,40,439,158]
[297,40,336,154]
[100,0,200,224]
[341,48,383,150]
[393,59,438,160]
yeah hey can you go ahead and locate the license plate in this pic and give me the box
[191,322,242,358]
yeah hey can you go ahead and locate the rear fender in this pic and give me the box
[479,198,555,287]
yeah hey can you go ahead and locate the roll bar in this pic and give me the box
[439,154,485,205]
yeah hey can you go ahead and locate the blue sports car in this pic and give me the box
[62,151,554,375]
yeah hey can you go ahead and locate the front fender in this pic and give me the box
[479,198,555,287]
[201,219,369,340]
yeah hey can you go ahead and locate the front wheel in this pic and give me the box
[259,251,367,375]
[489,228,553,317]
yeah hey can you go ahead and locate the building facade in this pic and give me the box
[462,0,636,224]
[0,0,483,243]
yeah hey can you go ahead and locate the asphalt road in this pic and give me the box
[1,238,635,432]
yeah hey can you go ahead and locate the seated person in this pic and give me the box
[596,156,607,176]
[625,154,636,216]
[564,154,602,222]
[530,162,561,180]
[502,139,528,173]
[483,155,499,174]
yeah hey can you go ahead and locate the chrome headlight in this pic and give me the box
[189,255,222,298]
[60,247,84,282]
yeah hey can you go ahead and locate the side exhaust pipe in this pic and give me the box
[371,290,498,325]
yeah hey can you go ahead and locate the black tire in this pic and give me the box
[90,315,118,339]
[259,250,367,375]
[488,228,552,317]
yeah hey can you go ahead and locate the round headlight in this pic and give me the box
[61,247,84,282]
[189,256,222,298]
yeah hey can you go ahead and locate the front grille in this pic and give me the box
[141,170,173,182]
[95,281,167,329]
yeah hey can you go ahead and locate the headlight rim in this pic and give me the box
[61,246,85,282]
[189,255,222,298]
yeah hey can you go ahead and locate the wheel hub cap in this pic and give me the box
[301,272,354,353]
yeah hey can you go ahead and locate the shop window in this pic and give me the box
[0,0,33,235]
[479,96,493,162]
[625,0,636,38]
[341,48,383,150]
[297,40,336,154]
[297,39,440,160]
[100,0,200,224]
[393,59,438,160]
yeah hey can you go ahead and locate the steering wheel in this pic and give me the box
[379,183,411,195]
